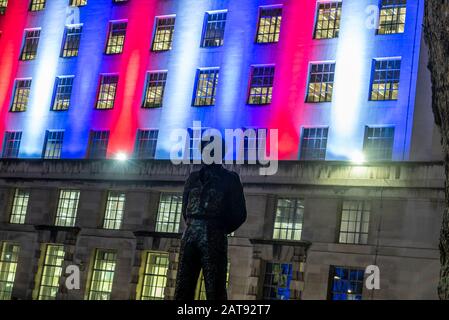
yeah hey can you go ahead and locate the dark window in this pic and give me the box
[306,63,335,103]
[329,266,364,300]
[248,66,275,105]
[262,263,293,300]
[11,79,32,112]
[256,6,282,43]
[314,2,342,39]
[142,71,167,108]
[378,0,407,35]
[20,29,41,60]
[95,75,118,110]
[300,127,328,160]
[134,129,158,159]
[52,76,74,111]
[2,131,22,158]
[201,11,227,47]
[370,58,401,101]
[61,25,82,57]
[105,21,127,54]
[29,0,45,11]
[87,130,109,159]
[363,126,395,161]
[43,130,64,159]
[152,16,176,52]
[193,68,219,106]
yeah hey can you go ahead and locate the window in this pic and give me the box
[248,65,275,105]
[2,131,22,158]
[300,127,328,160]
[262,262,293,300]
[306,62,335,102]
[363,126,395,161]
[55,190,80,227]
[86,249,117,300]
[329,266,364,300]
[11,79,32,112]
[20,29,40,61]
[142,71,167,108]
[96,74,118,109]
[52,76,74,111]
[339,201,370,245]
[193,68,219,106]
[70,0,87,6]
[273,198,304,241]
[61,25,82,57]
[134,129,158,159]
[138,252,169,300]
[105,21,127,54]
[241,128,267,162]
[87,130,109,159]
[43,130,64,159]
[29,0,45,11]
[0,0,8,15]
[256,6,282,43]
[152,16,176,52]
[0,242,20,300]
[201,10,227,47]
[378,0,407,35]
[155,193,182,233]
[370,58,401,101]
[36,244,64,300]
[314,2,342,39]
[103,191,126,230]
[9,189,29,224]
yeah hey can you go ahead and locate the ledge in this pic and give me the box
[250,238,312,249]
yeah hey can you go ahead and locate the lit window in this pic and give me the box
[273,198,304,241]
[339,201,370,245]
[61,25,82,58]
[142,71,167,108]
[52,76,74,111]
[378,0,407,35]
[241,128,267,162]
[86,249,117,300]
[314,2,342,39]
[70,0,87,7]
[36,244,64,300]
[43,130,64,159]
[0,0,8,15]
[152,16,176,52]
[0,242,20,300]
[138,252,169,300]
[29,0,45,11]
[55,190,80,227]
[195,263,230,300]
[9,189,29,225]
[300,127,328,160]
[363,126,394,161]
[103,191,126,230]
[20,29,41,61]
[10,79,32,112]
[248,65,275,105]
[193,68,219,106]
[105,21,127,54]
[256,6,282,43]
[201,10,227,47]
[87,130,109,159]
[155,193,182,233]
[95,74,118,109]
[262,263,293,300]
[370,58,401,101]
[306,62,335,103]
[329,266,364,300]
[134,129,158,159]
[2,131,22,158]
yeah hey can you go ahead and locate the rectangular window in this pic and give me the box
[300,127,329,160]
[155,193,182,233]
[329,266,364,300]
[241,128,267,162]
[201,10,227,47]
[11,79,32,112]
[134,129,158,159]
[256,6,282,43]
[363,126,395,161]
[248,65,275,105]
[55,190,80,227]
[20,29,40,60]
[142,71,167,108]
[0,0,8,15]
[152,16,176,52]
[43,130,64,159]
[339,201,370,245]
[103,191,126,230]
[138,252,169,300]
[70,0,87,7]
[87,249,117,300]
[61,24,82,58]
[96,74,118,109]
[87,130,109,159]
[306,62,335,103]
[36,244,64,300]
[9,189,29,224]
[2,131,22,159]
[378,0,407,35]
[273,198,304,241]
[193,68,219,106]
[105,21,127,54]
[52,76,74,111]
[262,262,293,300]
[0,242,20,300]
[370,58,401,101]
[29,0,45,11]
[314,2,342,39]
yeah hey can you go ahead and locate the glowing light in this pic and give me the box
[351,151,366,165]
[115,152,128,161]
